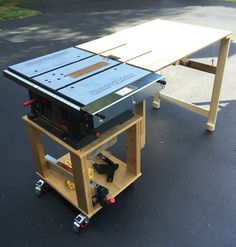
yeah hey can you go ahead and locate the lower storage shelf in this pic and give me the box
[38,151,141,217]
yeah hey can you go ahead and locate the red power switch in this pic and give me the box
[106,197,116,205]
[90,130,100,138]
[23,99,36,107]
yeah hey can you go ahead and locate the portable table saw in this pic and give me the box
[3,47,165,148]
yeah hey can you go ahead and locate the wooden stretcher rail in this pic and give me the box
[179,59,217,74]
[158,93,209,117]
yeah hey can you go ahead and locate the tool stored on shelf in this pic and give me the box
[90,181,115,206]
[93,153,119,182]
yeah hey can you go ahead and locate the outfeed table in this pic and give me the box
[78,19,232,131]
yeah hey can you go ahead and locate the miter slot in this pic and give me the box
[32,56,120,91]
[8,47,93,78]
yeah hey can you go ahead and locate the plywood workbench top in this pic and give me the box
[77,19,231,72]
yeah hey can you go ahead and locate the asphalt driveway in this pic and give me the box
[0,1,236,246]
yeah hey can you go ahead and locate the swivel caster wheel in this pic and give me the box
[34,179,49,197]
[73,213,90,233]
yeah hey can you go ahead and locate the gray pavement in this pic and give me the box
[0,1,236,246]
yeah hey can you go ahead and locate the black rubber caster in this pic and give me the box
[34,179,49,196]
[73,213,89,233]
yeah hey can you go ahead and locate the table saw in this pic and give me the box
[3,47,165,148]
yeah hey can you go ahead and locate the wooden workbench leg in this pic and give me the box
[24,122,48,177]
[206,36,231,131]
[125,121,141,176]
[153,92,161,109]
[135,100,146,148]
[70,152,93,215]
[152,70,162,109]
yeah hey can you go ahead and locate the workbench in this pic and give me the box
[78,19,232,131]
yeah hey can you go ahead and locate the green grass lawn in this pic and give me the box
[0,0,40,20]
[214,0,236,2]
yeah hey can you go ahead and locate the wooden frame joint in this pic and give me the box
[179,59,216,74]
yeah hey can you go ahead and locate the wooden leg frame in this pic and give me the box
[153,35,231,131]
[135,100,146,148]
[23,112,143,218]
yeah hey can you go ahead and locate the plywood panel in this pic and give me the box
[78,19,231,72]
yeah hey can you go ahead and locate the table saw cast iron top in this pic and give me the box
[3,47,165,148]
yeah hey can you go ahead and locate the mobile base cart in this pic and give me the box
[23,102,144,232]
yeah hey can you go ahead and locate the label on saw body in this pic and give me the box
[115,85,137,96]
